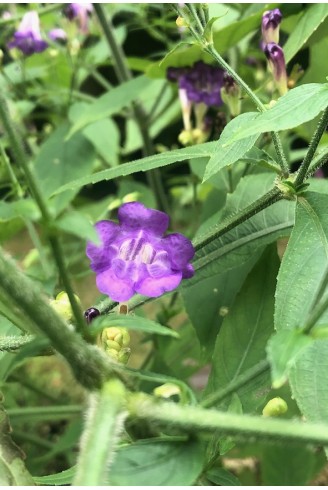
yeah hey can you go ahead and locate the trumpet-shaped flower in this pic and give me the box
[264,42,288,95]
[262,8,282,44]
[7,11,48,56]
[63,3,93,34]
[86,202,194,302]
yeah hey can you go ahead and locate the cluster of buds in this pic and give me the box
[167,61,242,145]
[97,327,131,364]
[50,291,81,324]
[261,9,288,96]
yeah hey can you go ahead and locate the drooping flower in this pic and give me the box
[86,202,194,302]
[221,73,241,117]
[262,8,282,44]
[7,11,48,56]
[48,28,67,43]
[264,42,288,96]
[63,3,93,34]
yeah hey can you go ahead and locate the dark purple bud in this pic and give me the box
[63,3,93,34]
[221,72,241,116]
[262,9,282,44]
[264,42,287,96]
[48,28,67,43]
[84,307,100,324]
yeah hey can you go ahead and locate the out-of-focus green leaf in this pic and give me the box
[275,192,328,331]
[266,330,312,388]
[54,210,99,242]
[283,4,328,62]
[109,439,205,486]
[206,468,241,486]
[227,84,328,143]
[83,119,120,167]
[33,466,76,485]
[204,246,279,412]
[33,123,95,215]
[0,200,40,222]
[0,407,35,485]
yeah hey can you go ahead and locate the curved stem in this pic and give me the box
[295,106,328,186]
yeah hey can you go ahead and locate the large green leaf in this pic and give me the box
[203,112,259,182]
[226,84,328,144]
[67,75,153,138]
[33,123,95,214]
[83,119,120,167]
[0,407,35,485]
[204,246,279,413]
[109,439,205,486]
[283,4,328,62]
[275,192,328,331]
[187,173,294,286]
[261,443,317,485]
[0,199,40,222]
[289,339,328,429]
[51,142,215,196]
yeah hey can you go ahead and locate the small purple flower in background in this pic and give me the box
[221,73,241,117]
[264,42,288,96]
[63,3,93,34]
[86,202,194,302]
[48,28,67,43]
[7,11,48,56]
[262,8,282,44]
[2,11,12,21]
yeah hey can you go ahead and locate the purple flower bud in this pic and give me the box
[86,202,195,302]
[179,61,224,107]
[262,9,282,44]
[264,42,288,96]
[48,28,67,43]
[63,3,93,34]
[84,307,100,324]
[221,73,241,116]
[7,11,48,56]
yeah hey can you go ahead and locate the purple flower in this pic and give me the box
[221,73,241,116]
[63,3,93,34]
[86,202,194,302]
[264,42,288,95]
[7,11,48,56]
[179,61,224,106]
[48,28,67,43]
[262,9,282,44]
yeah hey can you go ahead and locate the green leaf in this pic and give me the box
[187,173,294,286]
[275,192,328,331]
[51,142,215,196]
[33,466,76,486]
[206,468,241,486]
[54,210,99,242]
[289,340,328,432]
[227,84,328,144]
[261,443,316,485]
[89,313,179,338]
[284,4,328,62]
[204,246,279,412]
[203,112,259,182]
[0,407,35,485]
[109,439,205,486]
[0,199,40,222]
[266,330,313,388]
[67,75,153,138]
[83,119,120,167]
[33,123,95,215]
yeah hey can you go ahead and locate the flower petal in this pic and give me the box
[118,202,169,236]
[162,233,194,269]
[96,269,134,302]
[86,221,119,273]
[182,263,194,279]
[135,271,182,297]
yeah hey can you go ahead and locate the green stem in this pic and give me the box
[93,4,170,214]
[7,405,82,422]
[0,93,85,334]
[13,430,54,450]
[271,133,289,177]
[128,393,328,446]
[201,360,270,408]
[295,106,328,186]
[0,141,24,198]
[303,291,328,335]
[186,3,204,33]
[73,379,127,486]
[0,248,124,390]
[306,149,328,178]
[193,187,282,251]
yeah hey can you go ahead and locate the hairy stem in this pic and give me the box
[193,187,283,251]
[295,106,328,186]
[128,393,328,446]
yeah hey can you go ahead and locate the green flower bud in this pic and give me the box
[50,291,80,323]
[153,383,181,399]
[106,340,121,352]
[118,347,131,364]
[262,397,288,417]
